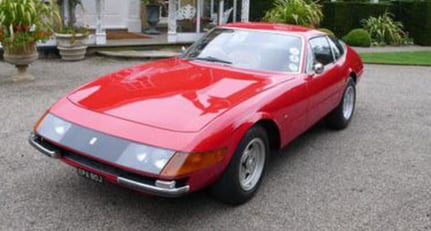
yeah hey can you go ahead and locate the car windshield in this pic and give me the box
[183,28,304,73]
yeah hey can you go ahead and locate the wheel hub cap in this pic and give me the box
[343,86,355,120]
[239,138,265,191]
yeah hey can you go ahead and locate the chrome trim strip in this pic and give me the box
[118,177,190,198]
[28,132,61,159]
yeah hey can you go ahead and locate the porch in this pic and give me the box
[75,0,251,45]
[1,0,251,57]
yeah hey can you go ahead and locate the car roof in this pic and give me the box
[223,22,325,38]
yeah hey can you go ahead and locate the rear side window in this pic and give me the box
[309,36,334,66]
[328,37,345,60]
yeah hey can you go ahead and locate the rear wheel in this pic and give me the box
[209,126,269,205]
[326,77,356,130]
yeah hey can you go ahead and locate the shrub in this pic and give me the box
[318,28,336,37]
[361,12,407,46]
[342,29,371,47]
[262,0,323,28]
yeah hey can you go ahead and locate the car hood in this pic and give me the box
[67,58,281,132]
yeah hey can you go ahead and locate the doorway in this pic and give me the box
[171,0,242,42]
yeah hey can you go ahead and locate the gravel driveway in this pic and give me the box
[1,58,430,231]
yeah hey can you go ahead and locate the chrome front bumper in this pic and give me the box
[28,132,190,197]
[29,132,61,159]
[117,177,189,197]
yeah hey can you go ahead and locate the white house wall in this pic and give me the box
[76,0,136,30]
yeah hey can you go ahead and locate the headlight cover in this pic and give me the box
[35,113,176,175]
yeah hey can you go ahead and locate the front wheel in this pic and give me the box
[209,126,269,205]
[326,77,356,130]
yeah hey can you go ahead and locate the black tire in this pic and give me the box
[326,77,356,130]
[209,126,269,205]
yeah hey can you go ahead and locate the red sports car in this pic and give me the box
[30,23,363,205]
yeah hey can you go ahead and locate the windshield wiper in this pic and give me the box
[192,56,232,65]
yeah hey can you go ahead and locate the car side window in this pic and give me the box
[306,46,315,74]
[329,37,345,57]
[309,36,334,66]
[328,37,344,60]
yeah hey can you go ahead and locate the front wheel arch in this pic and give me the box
[209,125,270,205]
[255,119,281,152]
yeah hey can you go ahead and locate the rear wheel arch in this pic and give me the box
[326,77,356,130]
[349,71,357,84]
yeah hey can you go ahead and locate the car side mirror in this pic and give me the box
[313,63,324,75]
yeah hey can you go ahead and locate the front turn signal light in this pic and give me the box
[161,148,227,177]
[33,112,48,132]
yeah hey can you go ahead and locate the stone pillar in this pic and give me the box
[167,0,177,43]
[218,0,224,25]
[63,0,70,26]
[127,0,142,32]
[241,0,249,22]
[95,0,106,45]
[210,0,215,19]
[233,0,238,22]
[196,0,202,33]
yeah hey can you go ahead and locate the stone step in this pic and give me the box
[97,50,181,59]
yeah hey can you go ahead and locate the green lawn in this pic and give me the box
[359,51,431,66]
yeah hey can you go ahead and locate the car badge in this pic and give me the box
[89,137,98,145]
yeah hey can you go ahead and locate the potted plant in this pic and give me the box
[55,0,89,61]
[142,0,166,35]
[0,0,59,82]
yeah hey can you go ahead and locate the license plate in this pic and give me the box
[77,168,103,183]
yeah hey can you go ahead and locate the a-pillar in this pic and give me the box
[127,0,142,32]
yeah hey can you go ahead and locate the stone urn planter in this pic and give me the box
[144,5,161,35]
[3,43,39,82]
[55,33,89,61]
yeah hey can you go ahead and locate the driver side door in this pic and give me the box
[306,36,342,126]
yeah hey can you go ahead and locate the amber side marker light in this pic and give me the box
[33,112,48,132]
[161,148,227,178]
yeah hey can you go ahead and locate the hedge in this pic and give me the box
[392,1,431,46]
[321,2,392,37]
[249,1,431,45]
[250,0,276,21]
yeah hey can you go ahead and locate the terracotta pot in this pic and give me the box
[55,33,89,61]
[3,43,39,82]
